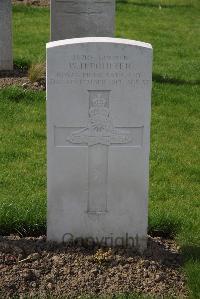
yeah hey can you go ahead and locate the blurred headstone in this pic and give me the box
[0,0,13,70]
[51,0,115,41]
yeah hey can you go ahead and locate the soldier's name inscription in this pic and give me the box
[48,54,150,87]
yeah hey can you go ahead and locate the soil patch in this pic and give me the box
[12,0,50,7]
[0,235,187,298]
[0,67,45,91]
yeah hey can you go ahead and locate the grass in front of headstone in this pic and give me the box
[0,87,46,235]
[0,0,199,298]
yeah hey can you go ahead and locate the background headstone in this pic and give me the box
[0,0,13,70]
[51,0,115,41]
[46,37,152,250]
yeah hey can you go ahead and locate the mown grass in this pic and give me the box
[13,5,49,67]
[0,1,199,298]
[0,87,46,235]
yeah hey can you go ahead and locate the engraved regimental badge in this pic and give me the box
[67,90,133,146]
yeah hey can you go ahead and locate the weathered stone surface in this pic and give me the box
[51,0,115,41]
[46,37,152,250]
[0,0,13,70]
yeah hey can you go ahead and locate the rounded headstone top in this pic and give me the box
[46,37,152,50]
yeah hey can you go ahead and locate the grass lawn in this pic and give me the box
[0,0,200,298]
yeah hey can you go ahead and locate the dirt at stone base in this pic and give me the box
[0,68,45,91]
[12,0,50,7]
[0,235,188,299]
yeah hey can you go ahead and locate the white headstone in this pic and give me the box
[47,37,152,250]
[51,0,115,41]
[0,0,13,70]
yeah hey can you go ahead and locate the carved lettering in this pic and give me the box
[48,54,150,87]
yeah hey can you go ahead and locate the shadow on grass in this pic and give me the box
[0,65,28,79]
[2,70,199,87]
[182,245,200,262]
[0,223,46,238]
[117,0,193,9]
[0,86,29,102]
[148,212,182,240]
[0,86,44,103]
[153,73,200,85]
[0,58,33,78]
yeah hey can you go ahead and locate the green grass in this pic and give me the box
[13,5,49,67]
[116,0,200,82]
[0,1,199,298]
[0,87,46,235]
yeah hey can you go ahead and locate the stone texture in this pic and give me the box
[0,0,13,70]
[51,0,115,41]
[46,37,152,250]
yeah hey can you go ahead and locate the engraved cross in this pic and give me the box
[54,90,143,213]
